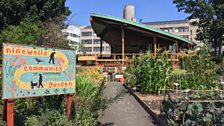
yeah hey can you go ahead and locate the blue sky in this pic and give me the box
[65,0,189,26]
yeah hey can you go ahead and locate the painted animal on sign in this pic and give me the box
[30,81,38,89]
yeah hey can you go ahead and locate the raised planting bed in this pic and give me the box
[135,92,164,115]
[135,89,224,126]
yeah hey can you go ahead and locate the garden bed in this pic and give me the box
[135,92,163,115]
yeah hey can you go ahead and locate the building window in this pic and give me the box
[81,39,92,44]
[93,47,101,52]
[105,47,111,52]
[81,32,92,36]
[82,47,92,52]
[175,27,189,32]
[160,27,173,33]
[93,39,101,44]
[182,35,189,39]
[70,33,79,37]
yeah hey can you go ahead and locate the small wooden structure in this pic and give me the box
[79,13,194,68]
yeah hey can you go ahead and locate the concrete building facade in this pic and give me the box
[80,26,111,54]
[144,19,202,47]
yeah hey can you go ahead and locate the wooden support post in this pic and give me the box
[153,36,157,57]
[2,100,7,121]
[122,29,125,66]
[176,41,179,59]
[66,94,73,120]
[3,99,14,126]
[100,38,103,57]
[114,54,116,63]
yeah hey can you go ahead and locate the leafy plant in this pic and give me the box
[24,110,75,126]
[76,77,97,99]
[161,91,224,126]
[75,76,125,126]
[171,46,219,90]
[126,53,172,94]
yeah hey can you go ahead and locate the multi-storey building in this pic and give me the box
[80,26,111,54]
[62,25,82,53]
[143,19,202,47]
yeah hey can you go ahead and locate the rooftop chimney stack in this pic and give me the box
[123,5,136,22]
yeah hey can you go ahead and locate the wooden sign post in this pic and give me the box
[66,94,73,120]
[2,99,14,126]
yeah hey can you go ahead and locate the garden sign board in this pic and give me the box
[2,43,76,99]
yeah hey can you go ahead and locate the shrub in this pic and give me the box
[77,67,104,86]
[75,77,108,126]
[24,110,75,126]
[76,77,97,99]
[171,47,219,90]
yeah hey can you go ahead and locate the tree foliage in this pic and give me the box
[173,0,224,62]
[37,17,70,49]
[0,19,45,45]
[0,0,71,48]
[0,0,70,30]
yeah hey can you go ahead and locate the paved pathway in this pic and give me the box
[97,82,156,126]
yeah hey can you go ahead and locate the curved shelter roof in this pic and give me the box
[90,13,194,53]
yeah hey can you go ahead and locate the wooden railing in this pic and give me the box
[78,52,194,61]
[78,52,195,68]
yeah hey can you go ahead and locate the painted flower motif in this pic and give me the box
[15,55,20,60]
[56,57,64,66]
[15,62,21,66]
[7,56,12,61]
[20,90,23,93]
[22,94,24,96]
[33,92,36,95]
[68,73,73,79]
[27,91,30,94]
[10,62,15,66]
[20,58,27,64]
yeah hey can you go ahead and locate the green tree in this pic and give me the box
[0,0,70,30]
[0,0,71,48]
[0,19,45,45]
[173,0,224,62]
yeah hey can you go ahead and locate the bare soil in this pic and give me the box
[135,92,164,115]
